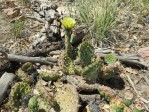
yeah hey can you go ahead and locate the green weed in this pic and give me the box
[12,20,25,38]
[18,0,29,5]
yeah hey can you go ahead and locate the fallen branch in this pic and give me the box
[26,14,46,23]
[0,52,57,65]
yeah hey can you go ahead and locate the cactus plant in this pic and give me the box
[37,97,56,112]
[62,55,75,75]
[98,86,115,102]
[9,82,32,111]
[35,80,55,105]
[61,17,76,30]
[132,100,144,112]
[100,61,125,81]
[110,98,125,112]
[16,68,33,84]
[123,92,133,106]
[28,96,38,112]
[21,62,34,73]
[104,53,117,64]
[78,42,94,66]
[37,69,60,81]
[82,61,102,83]
[61,17,76,59]
[54,83,79,112]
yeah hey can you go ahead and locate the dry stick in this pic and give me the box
[25,14,46,23]
[143,76,149,85]
[0,53,57,65]
[126,73,149,111]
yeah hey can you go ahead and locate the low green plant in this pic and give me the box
[18,0,30,5]
[12,20,25,38]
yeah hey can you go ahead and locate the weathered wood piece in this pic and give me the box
[0,53,57,65]
[0,72,15,105]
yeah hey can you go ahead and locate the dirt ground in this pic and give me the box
[0,12,13,47]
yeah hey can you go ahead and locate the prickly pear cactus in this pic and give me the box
[21,62,34,73]
[100,61,125,81]
[110,98,125,112]
[28,96,38,112]
[82,61,102,82]
[98,86,116,102]
[78,42,94,66]
[35,80,55,105]
[37,69,60,81]
[132,100,144,112]
[16,68,32,84]
[37,97,56,112]
[54,83,79,112]
[62,55,75,75]
[123,92,133,107]
[104,53,117,64]
[9,82,32,111]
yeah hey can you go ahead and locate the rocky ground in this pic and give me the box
[0,0,149,112]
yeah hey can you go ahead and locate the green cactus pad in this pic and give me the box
[21,62,34,73]
[55,83,79,112]
[110,98,125,112]
[78,42,94,66]
[35,80,55,105]
[37,97,56,112]
[104,53,117,64]
[123,91,133,106]
[37,69,60,81]
[123,99,132,107]
[16,68,32,83]
[82,61,102,83]
[28,96,38,111]
[63,55,75,75]
[9,82,32,111]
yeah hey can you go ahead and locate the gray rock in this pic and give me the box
[0,72,15,105]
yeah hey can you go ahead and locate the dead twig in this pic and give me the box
[0,52,57,65]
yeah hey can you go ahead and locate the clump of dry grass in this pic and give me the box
[68,0,119,40]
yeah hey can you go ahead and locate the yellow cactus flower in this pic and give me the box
[61,17,76,29]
